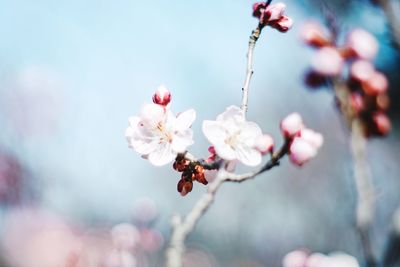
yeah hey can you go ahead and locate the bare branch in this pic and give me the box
[332,79,377,267]
[165,140,289,267]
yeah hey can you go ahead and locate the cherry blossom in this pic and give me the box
[283,250,360,267]
[311,47,344,76]
[202,105,263,166]
[125,103,196,166]
[346,29,378,60]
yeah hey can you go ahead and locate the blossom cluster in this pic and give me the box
[126,87,323,196]
[252,2,293,32]
[301,22,391,137]
[283,250,359,267]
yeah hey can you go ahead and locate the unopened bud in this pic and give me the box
[265,3,286,21]
[346,29,378,60]
[152,85,171,106]
[271,15,293,32]
[362,71,388,95]
[254,134,274,155]
[281,113,304,138]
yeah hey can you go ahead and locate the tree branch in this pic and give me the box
[332,80,376,267]
[165,141,289,267]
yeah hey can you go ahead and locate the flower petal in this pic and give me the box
[148,143,176,166]
[235,145,262,166]
[171,129,194,153]
[175,109,196,132]
[216,105,244,123]
[202,120,226,145]
[214,143,236,160]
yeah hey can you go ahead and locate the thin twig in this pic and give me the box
[377,0,400,49]
[241,26,263,115]
[332,79,376,267]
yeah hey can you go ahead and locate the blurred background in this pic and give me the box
[0,0,399,266]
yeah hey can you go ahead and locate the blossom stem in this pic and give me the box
[241,25,263,115]
[165,141,289,267]
[333,79,376,267]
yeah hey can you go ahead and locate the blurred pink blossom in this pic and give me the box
[311,47,344,76]
[346,29,378,60]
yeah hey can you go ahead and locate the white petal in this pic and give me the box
[202,120,226,145]
[214,143,236,160]
[175,109,196,132]
[171,129,194,153]
[148,143,176,166]
[238,121,263,146]
[216,105,244,123]
[235,145,262,166]
[140,103,165,127]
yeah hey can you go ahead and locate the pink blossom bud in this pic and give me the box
[152,85,171,106]
[272,15,293,32]
[252,2,267,18]
[282,250,309,267]
[281,113,304,138]
[299,128,323,148]
[362,71,388,95]
[311,47,344,76]
[300,22,331,47]
[254,134,274,155]
[346,29,378,60]
[372,112,391,136]
[289,138,317,166]
[265,3,286,21]
[350,60,375,82]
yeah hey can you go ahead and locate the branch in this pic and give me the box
[241,26,263,115]
[165,141,289,267]
[332,80,376,267]
[377,0,400,49]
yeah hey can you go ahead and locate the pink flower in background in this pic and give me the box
[311,47,344,76]
[125,102,196,166]
[350,60,375,82]
[0,66,63,137]
[1,209,81,267]
[346,29,378,60]
[111,223,140,251]
[362,71,388,95]
[283,251,360,267]
[300,21,331,47]
[202,106,263,166]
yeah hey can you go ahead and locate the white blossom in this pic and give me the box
[125,103,196,166]
[202,105,263,166]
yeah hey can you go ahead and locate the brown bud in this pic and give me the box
[173,160,187,172]
[177,179,193,197]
